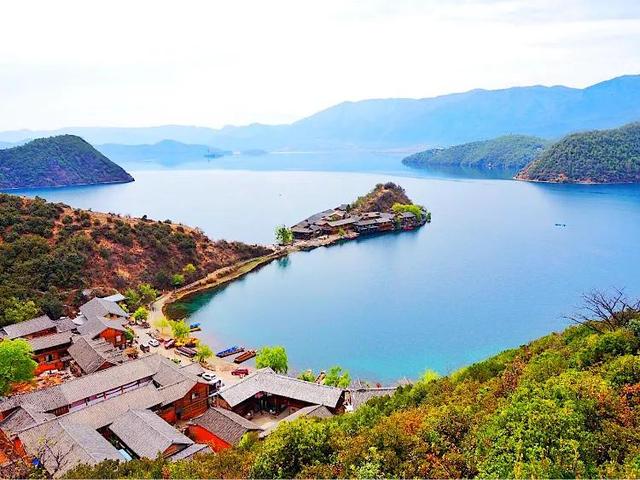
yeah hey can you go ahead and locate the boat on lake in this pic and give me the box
[216,345,244,358]
[234,350,257,363]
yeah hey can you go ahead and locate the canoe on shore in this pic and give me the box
[217,345,244,358]
[234,350,257,364]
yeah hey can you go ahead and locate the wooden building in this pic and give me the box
[27,333,73,375]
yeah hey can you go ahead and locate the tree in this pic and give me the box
[171,273,185,288]
[256,345,288,374]
[124,328,135,343]
[195,344,213,363]
[169,320,190,341]
[124,288,141,310]
[0,339,37,395]
[41,289,64,320]
[421,369,441,383]
[324,365,351,388]
[274,225,293,245]
[3,298,39,326]
[137,283,157,305]
[297,369,316,382]
[132,306,149,323]
[156,316,171,335]
[183,263,197,279]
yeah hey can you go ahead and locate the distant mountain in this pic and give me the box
[97,140,231,163]
[0,135,133,189]
[516,122,640,184]
[402,135,548,170]
[1,75,639,150]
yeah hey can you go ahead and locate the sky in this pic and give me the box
[1,0,640,131]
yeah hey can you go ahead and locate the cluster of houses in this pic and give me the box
[290,203,425,240]
[0,295,398,477]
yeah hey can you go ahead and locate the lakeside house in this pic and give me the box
[290,203,426,241]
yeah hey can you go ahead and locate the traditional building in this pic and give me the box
[188,407,263,451]
[213,368,345,417]
[0,315,57,340]
[27,333,73,375]
[67,336,127,375]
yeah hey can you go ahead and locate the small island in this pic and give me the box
[286,182,430,245]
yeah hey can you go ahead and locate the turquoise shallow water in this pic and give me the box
[10,152,640,382]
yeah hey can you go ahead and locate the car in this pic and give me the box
[140,343,150,353]
[201,372,223,389]
[148,339,160,347]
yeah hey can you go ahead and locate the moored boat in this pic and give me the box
[234,350,257,364]
[216,345,244,358]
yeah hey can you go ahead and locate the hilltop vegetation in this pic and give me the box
[350,182,412,214]
[0,194,272,325]
[66,290,640,479]
[402,135,548,170]
[0,135,133,189]
[516,122,640,183]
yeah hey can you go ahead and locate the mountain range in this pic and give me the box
[1,75,639,151]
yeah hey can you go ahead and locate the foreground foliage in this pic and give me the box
[0,339,36,395]
[66,301,640,478]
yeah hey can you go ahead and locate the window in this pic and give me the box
[191,392,198,400]
[44,354,54,362]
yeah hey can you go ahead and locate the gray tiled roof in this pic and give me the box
[79,297,129,320]
[110,409,192,459]
[18,420,123,476]
[27,332,73,352]
[54,317,78,333]
[77,315,127,339]
[191,407,262,445]
[259,404,333,438]
[2,315,55,339]
[101,293,126,302]
[347,387,397,409]
[217,368,344,409]
[0,404,55,438]
[68,336,126,374]
[168,443,210,460]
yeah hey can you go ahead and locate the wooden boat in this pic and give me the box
[190,322,201,329]
[234,350,257,364]
[176,346,196,358]
[190,326,202,332]
[216,345,244,358]
[231,368,249,377]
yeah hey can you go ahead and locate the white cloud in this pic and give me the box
[0,0,639,130]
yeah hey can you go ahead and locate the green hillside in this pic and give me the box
[517,122,640,183]
[67,292,640,479]
[403,135,548,170]
[0,135,133,189]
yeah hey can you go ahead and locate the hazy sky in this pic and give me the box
[1,0,639,131]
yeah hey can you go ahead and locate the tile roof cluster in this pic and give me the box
[27,332,73,353]
[191,407,263,445]
[217,368,344,409]
[67,336,126,374]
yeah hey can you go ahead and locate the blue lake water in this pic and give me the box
[10,152,640,382]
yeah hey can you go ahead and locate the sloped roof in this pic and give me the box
[110,409,192,459]
[18,420,123,477]
[2,315,55,339]
[0,404,55,438]
[347,387,398,409]
[27,332,73,352]
[217,368,344,409]
[168,443,210,460]
[68,336,126,374]
[77,315,127,339]
[79,297,129,320]
[259,404,333,438]
[101,293,126,303]
[191,407,262,445]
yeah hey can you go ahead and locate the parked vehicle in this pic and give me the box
[231,368,249,377]
[176,346,196,358]
[164,339,175,349]
[140,343,150,353]
[148,339,160,347]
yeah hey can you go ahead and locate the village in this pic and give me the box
[0,293,397,477]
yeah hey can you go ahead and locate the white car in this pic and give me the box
[148,339,160,347]
[201,372,222,389]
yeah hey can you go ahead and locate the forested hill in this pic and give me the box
[0,194,272,326]
[402,135,548,170]
[0,135,134,189]
[67,292,640,479]
[516,122,640,183]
